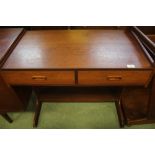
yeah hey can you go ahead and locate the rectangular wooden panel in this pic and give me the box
[148,76,155,119]
[78,70,152,86]
[0,75,24,112]
[0,28,24,62]
[121,87,150,124]
[2,71,75,85]
[2,30,152,70]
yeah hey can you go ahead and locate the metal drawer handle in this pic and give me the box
[32,76,47,80]
[107,76,122,81]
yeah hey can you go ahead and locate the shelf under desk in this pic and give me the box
[34,86,121,102]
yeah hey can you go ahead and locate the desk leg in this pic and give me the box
[1,113,13,123]
[115,99,125,128]
[33,98,42,128]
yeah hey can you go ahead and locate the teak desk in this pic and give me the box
[0,27,155,127]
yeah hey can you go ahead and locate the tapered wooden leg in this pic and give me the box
[33,98,42,128]
[115,100,125,128]
[1,113,13,123]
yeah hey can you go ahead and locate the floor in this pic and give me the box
[1,97,155,129]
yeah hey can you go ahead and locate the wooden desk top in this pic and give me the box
[0,28,24,64]
[2,30,152,70]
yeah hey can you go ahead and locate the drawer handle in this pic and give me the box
[32,76,47,80]
[107,76,122,81]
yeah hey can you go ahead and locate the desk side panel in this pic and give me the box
[0,74,23,112]
[148,76,155,119]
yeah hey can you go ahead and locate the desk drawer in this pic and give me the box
[78,70,152,86]
[2,71,75,85]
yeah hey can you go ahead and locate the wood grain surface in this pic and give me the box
[0,28,24,63]
[78,70,152,86]
[147,35,155,43]
[2,30,152,69]
[2,70,75,85]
